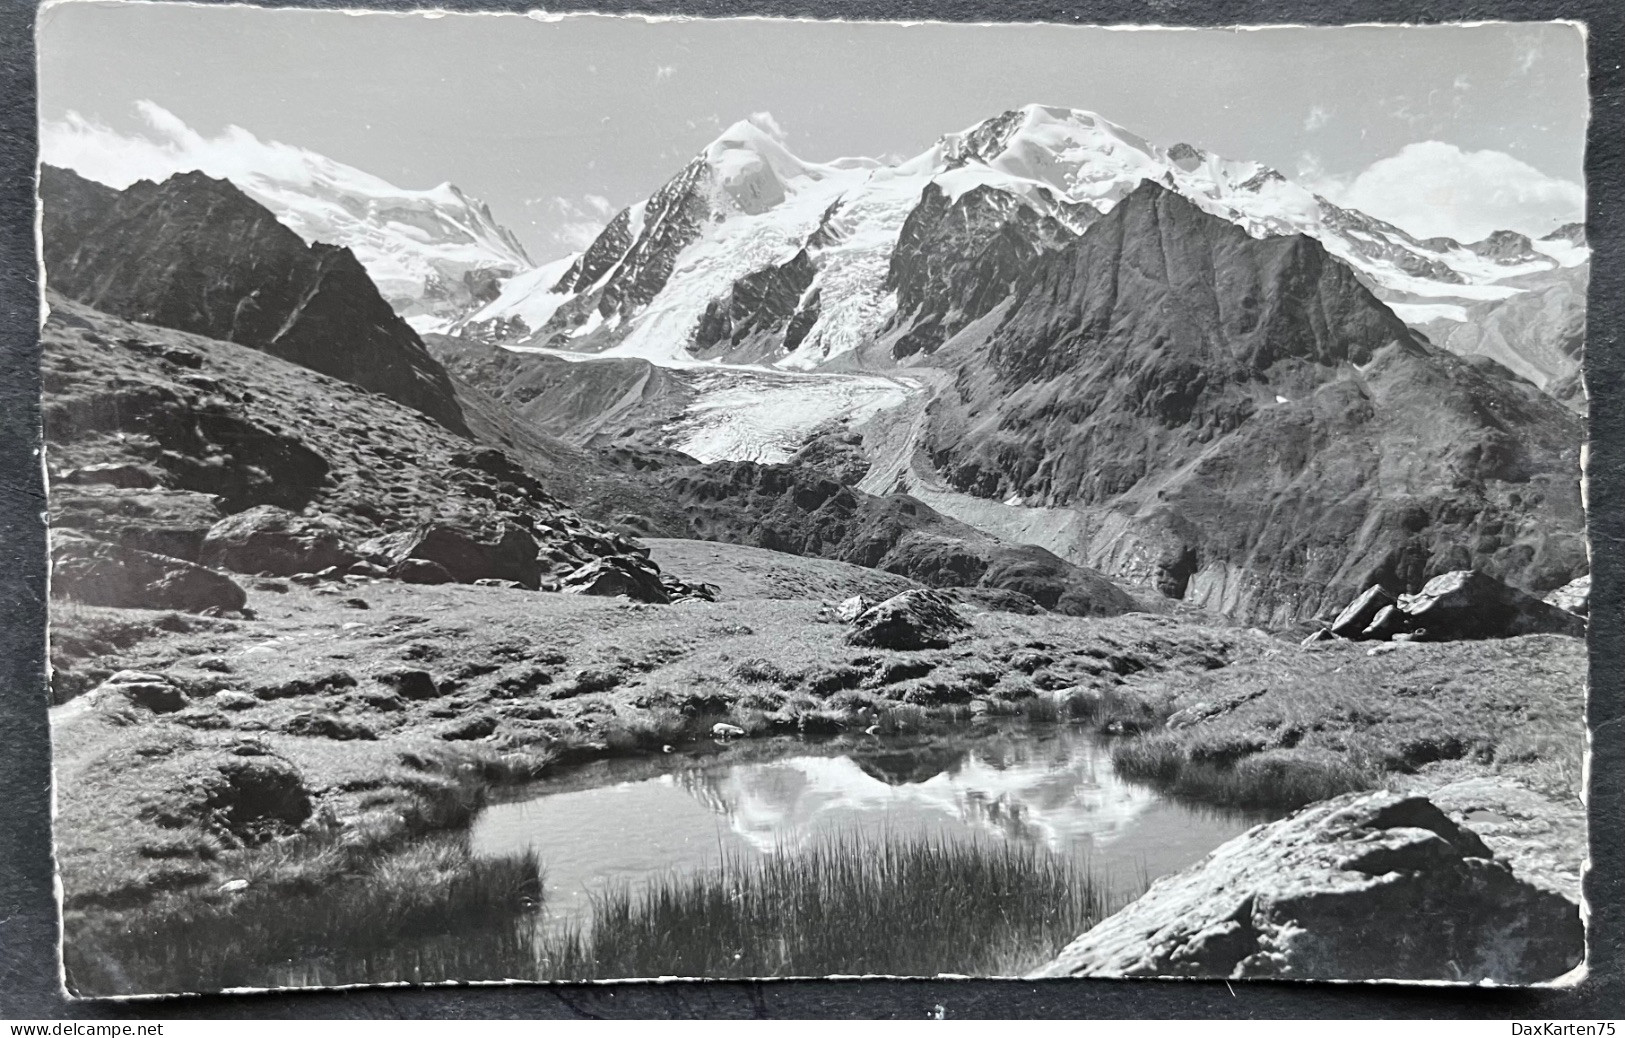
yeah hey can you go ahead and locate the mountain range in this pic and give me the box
[37,102,1589,627]
[449,104,1588,403]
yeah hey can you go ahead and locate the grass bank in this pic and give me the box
[60,749,546,995]
[533,832,1128,980]
[1103,635,1587,811]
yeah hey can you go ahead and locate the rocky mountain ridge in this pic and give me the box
[917,182,1586,624]
[40,165,470,434]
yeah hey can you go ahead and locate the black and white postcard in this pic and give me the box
[34,4,1592,996]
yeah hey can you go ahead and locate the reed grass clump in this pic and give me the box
[1111,735,1379,810]
[64,835,541,995]
[533,831,1125,980]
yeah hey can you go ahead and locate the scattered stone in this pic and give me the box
[1544,574,1590,617]
[560,556,670,604]
[281,712,377,741]
[92,670,188,713]
[359,689,406,712]
[1330,584,1396,639]
[201,505,357,577]
[712,722,745,739]
[377,669,441,701]
[1031,791,1583,984]
[212,690,259,711]
[1398,570,1586,640]
[347,561,390,578]
[52,534,247,614]
[217,879,249,894]
[562,668,619,697]
[1300,628,1335,646]
[845,590,970,651]
[834,595,872,623]
[341,597,370,610]
[473,578,523,589]
[439,715,499,741]
[254,670,357,700]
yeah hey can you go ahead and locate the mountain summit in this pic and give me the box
[460,103,1586,392]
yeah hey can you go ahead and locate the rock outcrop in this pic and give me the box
[1398,569,1587,640]
[38,165,467,433]
[1032,791,1583,984]
[845,590,970,650]
[202,506,357,577]
[362,519,542,590]
[881,181,1078,358]
[1314,570,1586,642]
[559,556,670,603]
[52,534,248,614]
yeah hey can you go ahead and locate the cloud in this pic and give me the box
[1311,140,1583,241]
[546,195,615,250]
[39,100,365,195]
[746,111,787,143]
[1303,105,1330,133]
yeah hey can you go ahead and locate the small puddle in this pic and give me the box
[472,722,1271,933]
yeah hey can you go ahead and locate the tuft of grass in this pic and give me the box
[1111,737,1380,810]
[533,831,1127,980]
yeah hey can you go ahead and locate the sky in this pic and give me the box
[37,3,1589,259]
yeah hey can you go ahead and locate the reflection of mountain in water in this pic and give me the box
[851,746,969,785]
[667,730,1163,855]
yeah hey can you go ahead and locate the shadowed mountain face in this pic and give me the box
[882,183,1081,360]
[922,182,1586,624]
[39,165,468,435]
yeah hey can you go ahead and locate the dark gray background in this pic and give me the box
[2,0,1620,1018]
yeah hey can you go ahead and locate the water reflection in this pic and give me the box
[470,723,1266,929]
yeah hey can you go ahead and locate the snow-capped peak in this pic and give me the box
[472,102,1585,378]
[40,102,533,323]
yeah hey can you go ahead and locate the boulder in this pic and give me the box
[377,669,441,701]
[1031,791,1582,984]
[560,556,670,604]
[1544,574,1590,617]
[1398,570,1586,640]
[1329,584,1396,639]
[364,519,541,589]
[1362,604,1405,640]
[834,595,872,623]
[51,534,247,614]
[201,505,357,577]
[845,590,970,651]
[91,670,188,713]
